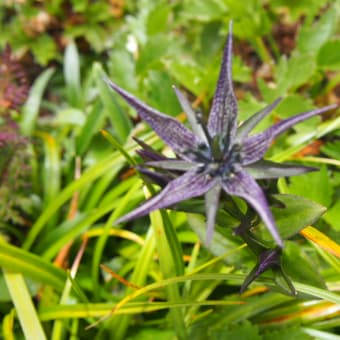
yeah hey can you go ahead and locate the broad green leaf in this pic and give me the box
[275,95,314,119]
[253,194,326,242]
[263,327,313,340]
[296,9,336,55]
[169,61,205,96]
[70,0,87,11]
[317,40,340,70]
[146,4,170,35]
[181,0,227,21]
[282,241,326,288]
[136,35,170,74]
[323,201,340,232]
[286,166,333,207]
[276,54,316,93]
[108,49,137,92]
[145,70,181,116]
[271,0,329,21]
[31,34,57,65]
[226,0,271,38]
[211,321,261,340]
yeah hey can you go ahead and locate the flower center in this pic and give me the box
[190,141,241,178]
[209,143,242,178]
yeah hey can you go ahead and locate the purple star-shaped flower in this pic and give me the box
[107,22,336,247]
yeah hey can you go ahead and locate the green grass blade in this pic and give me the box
[64,40,82,108]
[20,68,55,136]
[148,203,187,339]
[0,240,66,290]
[91,180,142,299]
[76,101,106,155]
[35,131,61,227]
[94,63,132,142]
[108,227,156,339]
[3,271,47,340]
[39,300,244,321]
[23,153,124,250]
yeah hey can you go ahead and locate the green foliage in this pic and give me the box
[0,0,340,339]
[287,166,333,207]
[263,327,313,340]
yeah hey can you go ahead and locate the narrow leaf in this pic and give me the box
[300,226,340,258]
[20,68,54,136]
[4,271,47,340]
[0,240,66,290]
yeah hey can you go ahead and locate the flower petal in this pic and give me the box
[134,137,167,162]
[241,104,338,164]
[236,97,282,143]
[137,166,174,187]
[173,86,208,144]
[205,184,222,245]
[244,160,317,179]
[105,78,202,160]
[145,159,199,171]
[240,248,281,293]
[207,22,238,143]
[115,169,216,224]
[221,170,283,247]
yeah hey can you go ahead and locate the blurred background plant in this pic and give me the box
[0,0,339,339]
[0,45,31,236]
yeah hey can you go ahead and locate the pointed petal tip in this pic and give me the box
[103,76,114,87]
[326,103,339,111]
[276,238,284,249]
[103,77,121,93]
[114,214,128,226]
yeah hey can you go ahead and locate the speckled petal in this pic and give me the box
[207,22,238,143]
[244,160,317,179]
[115,169,216,224]
[205,184,222,245]
[241,104,338,165]
[236,97,282,143]
[106,79,202,160]
[222,170,283,247]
